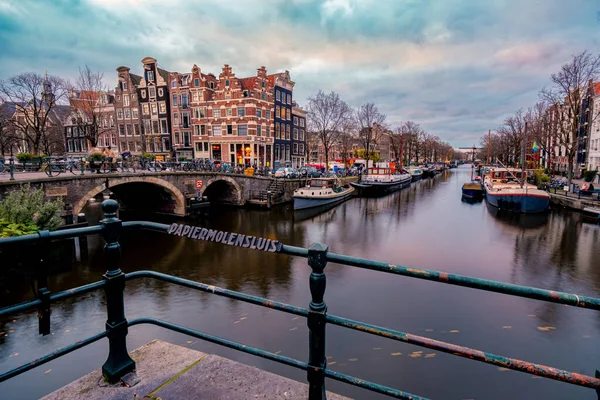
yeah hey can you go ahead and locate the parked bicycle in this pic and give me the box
[43,158,81,177]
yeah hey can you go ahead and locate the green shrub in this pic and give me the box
[0,184,64,232]
[87,152,104,162]
[583,170,597,182]
[141,152,156,161]
[16,152,35,161]
[0,220,39,238]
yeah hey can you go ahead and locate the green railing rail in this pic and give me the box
[0,199,600,399]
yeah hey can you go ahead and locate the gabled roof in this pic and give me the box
[267,73,282,87]
[49,105,73,124]
[157,68,170,83]
[130,73,142,86]
[238,77,257,91]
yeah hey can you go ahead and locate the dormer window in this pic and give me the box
[182,76,189,86]
[225,79,230,86]
[147,71,154,81]
[171,79,177,88]
[262,81,265,88]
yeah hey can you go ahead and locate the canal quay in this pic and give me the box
[2,165,600,400]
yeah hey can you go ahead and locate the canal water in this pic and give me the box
[2,165,600,400]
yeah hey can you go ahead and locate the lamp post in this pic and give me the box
[9,147,15,181]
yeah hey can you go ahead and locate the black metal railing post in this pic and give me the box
[37,230,51,335]
[307,242,328,400]
[100,199,135,383]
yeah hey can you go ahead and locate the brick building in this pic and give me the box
[114,66,143,154]
[291,104,307,167]
[137,57,172,160]
[270,71,294,168]
[168,70,195,159]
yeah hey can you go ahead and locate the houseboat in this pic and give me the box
[293,178,355,210]
[482,168,550,213]
[351,165,412,196]
[405,167,424,182]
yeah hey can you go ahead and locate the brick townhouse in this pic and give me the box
[114,66,143,154]
[291,104,307,168]
[270,71,294,168]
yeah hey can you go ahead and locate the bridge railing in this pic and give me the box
[1,200,600,399]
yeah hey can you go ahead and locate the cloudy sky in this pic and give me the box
[1,0,599,147]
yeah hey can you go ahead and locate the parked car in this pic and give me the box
[298,166,321,178]
[273,167,298,178]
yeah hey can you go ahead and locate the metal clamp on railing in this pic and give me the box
[100,200,135,383]
[307,243,328,400]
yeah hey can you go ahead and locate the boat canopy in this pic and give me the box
[368,167,392,175]
[309,178,334,188]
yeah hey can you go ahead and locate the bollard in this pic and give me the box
[100,200,135,383]
[307,242,328,400]
[80,157,85,176]
[9,156,14,181]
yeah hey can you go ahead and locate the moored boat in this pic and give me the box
[351,165,412,196]
[462,182,483,201]
[483,168,550,213]
[293,178,355,210]
[406,167,423,182]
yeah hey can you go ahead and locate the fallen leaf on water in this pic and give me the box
[290,327,298,331]
[186,341,193,344]
[349,358,358,362]
[13,353,18,356]
[329,361,337,365]
[531,375,543,379]
[65,329,70,333]
[498,367,510,371]
[326,356,333,359]
[275,351,282,355]
[528,314,536,317]
[240,317,247,321]
[9,330,14,333]
[413,351,423,354]
[425,353,436,358]
[44,369,52,374]
[450,330,459,333]
[537,326,556,332]
[234,321,240,324]
[409,353,422,358]
[424,329,434,332]
[292,317,300,321]
[502,326,512,329]
[390,352,402,356]
[373,347,382,350]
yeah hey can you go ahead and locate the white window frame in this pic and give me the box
[132,108,138,119]
[213,109,221,118]
[212,125,222,136]
[124,108,131,119]
[142,104,149,115]
[238,124,248,136]
[117,109,123,119]
[159,102,166,114]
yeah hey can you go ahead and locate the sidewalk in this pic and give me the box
[42,340,350,400]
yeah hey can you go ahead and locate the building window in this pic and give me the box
[238,125,248,136]
[300,129,304,141]
[174,132,180,145]
[256,109,261,118]
[293,127,298,140]
[141,89,146,99]
[266,110,271,119]
[119,125,125,136]
[161,119,168,133]
[110,115,114,127]
[300,118,305,127]
[300,143,304,155]
[281,107,285,120]
[142,104,149,115]
[192,91,199,102]
[102,118,108,128]
[227,125,233,135]
[143,119,151,134]
[125,108,131,119]
[121,81,128,91]
[151,103,158,115]
[171,79,177,88]
[174,113,179,126]
[149,87,156,98]
[152,120,160,134]
[124,96,130,107]
[159,102,166,114]
[286,125,290,140]
[134,124,140,136]
[181,94,188,107]
[275,123,280,139]
[226,108,232,117]
[182,113,190,128]
[276,106,280,119]
[213,126,222,136]
[238,107,245,117]
[193,108,199,119]
[194,78,199,87]
[261,92,266,100]
[125,124,131,136]
[200,107,206,118]
[172,94,177,106]
[257,125,262,137]
[286,144,290,161]
[158,88,164,97]
[293,143,298,154]
[147,71,154,81]
[275,90,279,100]
[66,127,72,137]
[131,108,138,119]
[293,116,298,125]
[275,145,279,160]
[213,109,221,118]
[287,94,291,104]
[117,109,123,119]
[225,79,229,86]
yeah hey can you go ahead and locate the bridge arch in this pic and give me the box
[201,176,243,205]
[74,176,186,216]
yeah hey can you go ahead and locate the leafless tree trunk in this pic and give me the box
[0,72,67,155]
[356,103,386,172]
[540,50,600,186]
[71,65,111,149]
[306,90,352,171]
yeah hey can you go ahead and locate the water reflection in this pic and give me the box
[3,167,600,400]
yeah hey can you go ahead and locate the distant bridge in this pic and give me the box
[0,172,302,216]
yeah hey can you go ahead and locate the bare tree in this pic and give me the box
[540,50,600,186]
[337,118,358,169]
[356,103,386,171]
[0,73,67,155]
[71,65,112,148]
[306,90,353,170]
[398,121,423,164]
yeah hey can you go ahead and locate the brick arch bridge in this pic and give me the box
[0,172,301,217]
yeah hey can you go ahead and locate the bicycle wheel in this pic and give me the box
[44,165,54,177]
